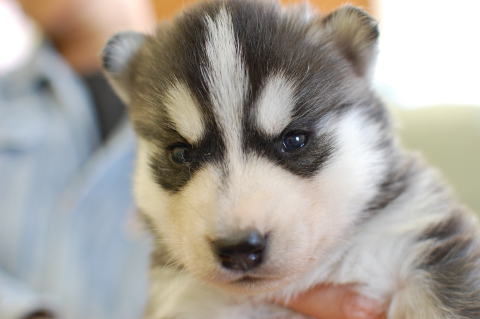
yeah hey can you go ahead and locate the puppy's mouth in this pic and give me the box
[220,272,296,294]
[232,275,266,285]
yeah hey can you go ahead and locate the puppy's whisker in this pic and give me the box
[173,260,184,273]
[185,269,202,279]
[163,249,184,270]
[155,239,182,243]
[185,202,205,220]
[318,236,352,244]
[164,259,185,272]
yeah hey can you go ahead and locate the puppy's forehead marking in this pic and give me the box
[164,81,205,144]
[204,6,248,149]
[256,75,296,136]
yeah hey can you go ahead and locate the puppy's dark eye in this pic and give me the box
[170,145,191,164]
[283,132,308,152]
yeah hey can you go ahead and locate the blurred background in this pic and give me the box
[0,0,479,210]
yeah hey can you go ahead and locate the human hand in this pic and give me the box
[285,284,386,319]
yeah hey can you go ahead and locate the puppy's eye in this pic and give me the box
[283,132,308,152]
[170,145,192,164]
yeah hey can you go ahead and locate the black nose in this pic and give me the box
[213,230,267,271]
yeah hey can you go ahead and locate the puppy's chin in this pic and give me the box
[214,273,299,295]
[189,256,316,295]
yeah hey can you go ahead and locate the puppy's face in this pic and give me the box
[103,1,391,294]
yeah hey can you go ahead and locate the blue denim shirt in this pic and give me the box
[0,42,150,319]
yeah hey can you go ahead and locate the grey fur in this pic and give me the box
[419,212,480,318]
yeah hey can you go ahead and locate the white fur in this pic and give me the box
[104,74,132,105]
[148,268,308,319]
[388,271,444,319]
[164,82,205,143]
[133,139,170,233]
[256,75,296,136]
[204,6,248,154]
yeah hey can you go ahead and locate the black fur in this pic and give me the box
[126,0,385,189]
[129,4,227,192]
[102,34,122,74]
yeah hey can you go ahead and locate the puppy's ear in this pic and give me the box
[102,31,145,104]
[322,6,379,78]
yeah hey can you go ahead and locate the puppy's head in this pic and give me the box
[103,0,391,294]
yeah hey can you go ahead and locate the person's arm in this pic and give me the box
[285,284,386,319]
[0,269,57,319]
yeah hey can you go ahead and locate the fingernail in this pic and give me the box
[346,294,381,319]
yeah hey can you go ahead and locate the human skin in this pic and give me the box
[286,284,386,319]
[17,0,155,74]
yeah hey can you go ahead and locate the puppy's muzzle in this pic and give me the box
[213,230,267,271]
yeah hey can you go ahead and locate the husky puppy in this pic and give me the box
[102,0,480,318]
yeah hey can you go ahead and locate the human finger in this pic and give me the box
[285,284,385,319]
